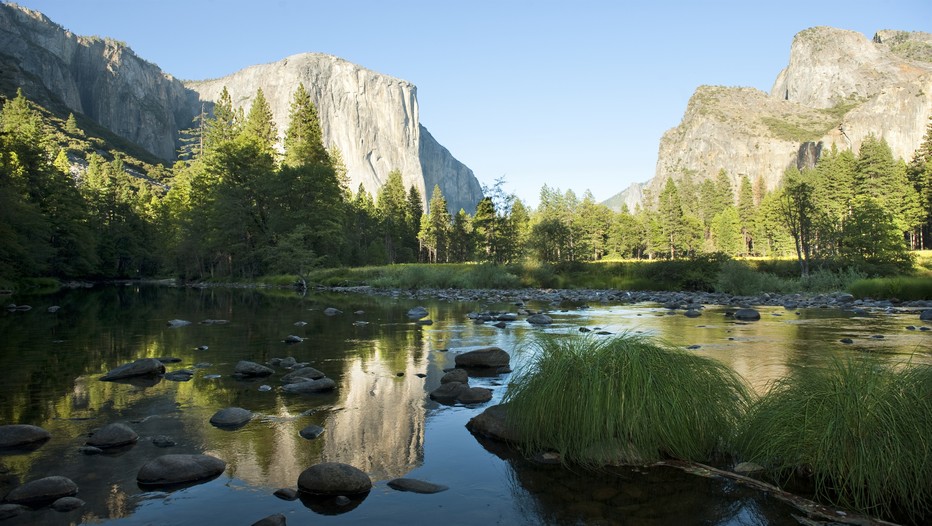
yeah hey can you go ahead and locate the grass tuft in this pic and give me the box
[502,334,751,467]
[733,358,932,522]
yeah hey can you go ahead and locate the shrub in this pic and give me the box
[733,358,932,522]
[715,260,793,295]
[503,334,751,467]
[848,276,932,301]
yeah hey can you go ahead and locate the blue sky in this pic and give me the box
[11,0,931,206]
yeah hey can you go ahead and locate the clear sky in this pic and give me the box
[10,0,931,207]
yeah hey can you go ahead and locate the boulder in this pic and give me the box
[495,313,518,322]
[454,347,510,368]
[387,478,449,494]
[273,488,299,500]
[457,387,493,405]
[100,358,165,381]
[136,454,226,487]
[0,424,50,449]
[299,425,325,440]
[323,307,342,316]
[234,360,274,377]
[281,367,326,383]
[407,306,429,320]
[51,496,84,512]
[297,462,371,496]
[526,313,553,325]
[429,382,466,402]
[920,309,932,321]
[86,423,138,448]
[465,404,522,443]
[282,377,336,394]
[4,476,78,506]
[209,407,253,429]
[440,368,469,384]
[733,308,761,321]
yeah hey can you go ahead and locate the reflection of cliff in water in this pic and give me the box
[322,342,428,480]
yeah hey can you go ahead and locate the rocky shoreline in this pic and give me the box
[320,285,932,314]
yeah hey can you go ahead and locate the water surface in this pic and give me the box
[0,286,928,525]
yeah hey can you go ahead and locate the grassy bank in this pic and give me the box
[301,255,932,298]
[502,334,932,523]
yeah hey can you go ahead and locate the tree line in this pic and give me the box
[2,85,931,285]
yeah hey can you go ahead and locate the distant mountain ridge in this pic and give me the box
[604,26,932,210]
[0,2,483,213]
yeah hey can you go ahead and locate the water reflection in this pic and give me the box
[0,286,929,525]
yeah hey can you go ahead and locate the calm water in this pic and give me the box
[0,285,929,525]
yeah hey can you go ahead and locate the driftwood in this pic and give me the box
[653,460,902,526]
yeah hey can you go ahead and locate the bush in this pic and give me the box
[503,334,751,467]
[733,358,932,522]
[715,260,793,295]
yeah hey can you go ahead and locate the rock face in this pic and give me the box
[608,27,932,210]
[0,4,197,160]
[0,4,483,214]
[186,53,483,214]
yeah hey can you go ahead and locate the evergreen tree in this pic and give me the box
[283,83,329,168]
[737,175,755,255]
[448,209,474,263]
[778,168,817,277]
[205,87,240,148]
[376,170,411,263]
[242,88,278,156]
[418,185,451,263]
[657,178,686,258]
[710,206,742,256]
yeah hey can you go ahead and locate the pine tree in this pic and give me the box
[283,83,330,168]
[242,88,278,156]
[657,178,686,258]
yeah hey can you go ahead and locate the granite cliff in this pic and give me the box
[607,26,932,210]
[0,3,482,213]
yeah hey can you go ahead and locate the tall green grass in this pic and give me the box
[502,334,751,467]
[848,276,932,301]
[733,358,932,522]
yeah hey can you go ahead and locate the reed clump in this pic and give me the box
[733,358,932,523]
[502,334,751,467]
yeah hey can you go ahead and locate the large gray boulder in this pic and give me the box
[137,454,226,487]
[297,462,371,495]
[209,407,253,429]
[281,378,336,394]
[454,347,510,368]
[100,358,165,381]
[234,360,274,377]
[86,423,138,448]
[4,476,78,506]
[0,424,50,449]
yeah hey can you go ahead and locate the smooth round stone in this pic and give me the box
[273,487,299,501]
[137,454,226,487]
[79,446,103,455]
[407,306,429,319]
[0,424,50,449]
[299,425,325,440]
[297,462,371,496]
[151,435,176,448]
[51,496,85,512]
[429,382,466,402]
[440,368,468,384]
[86,423,138,448]
[456,387,493,405]
[0,504,28,520]
[209,407,253,429]
[100,358,165,381]
[454,347,509,368]
[281,367,326,384]
[234,360,274,377]
[684,309,702,318]
[4,476,78,506]
[526,313,553,325]
[281,378,336,394]
[387,478,449,494]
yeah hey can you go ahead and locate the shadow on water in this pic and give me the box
[0,285,927,525]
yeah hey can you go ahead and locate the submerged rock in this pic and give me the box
[251,513,286,526]
[282,378,336,394]
[137,454,226,487]
[407,306,429,319]
[86,423,138,449]
[323,307,342,316]
[100,358,165,381]
[51,496,84,512]
[526,313,553,325]
[0,424,51,449]
[273,488,299,500]
[299,425,325,440]
[281,367,326,383]
[733,308,761,321]
[234,360,274,377]
[387,478,449,494]
[4,476,78,506]
[297,462,371,496]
